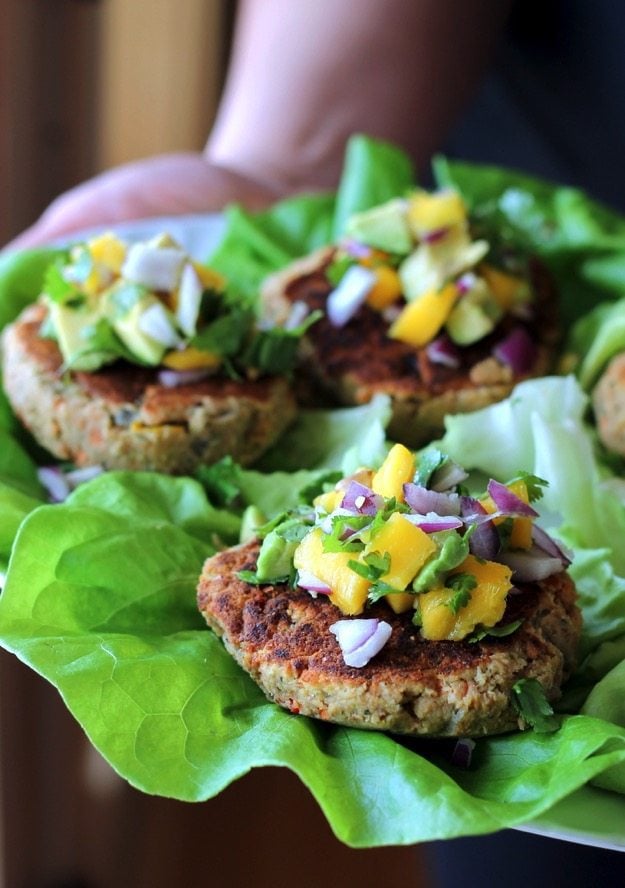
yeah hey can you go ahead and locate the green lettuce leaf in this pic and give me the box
[1,472,625,846]
[4,137,625,846]
[0,247,63,331]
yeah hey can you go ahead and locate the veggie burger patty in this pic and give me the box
[262,189,559,447]
[2,303,295,473]
[197,445,581,737]
[197,540,580,737]
[1,232,303,473]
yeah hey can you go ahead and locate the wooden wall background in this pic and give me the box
[0,0,228,245]
[0,2,430,886]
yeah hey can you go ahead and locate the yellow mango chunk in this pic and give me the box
[87,232,127,274]
[481,479,533,550]
[365,512,437,613]
[161,346,221,370]
[419,554,513,641]
[480,263,529,311]
[194,262,226,291]
[366,265,403,310]
[293,529,370,615]
[313,489,343,513]
[368,512,437,589]
[407,190,467,237]
[388,283,458,347]
[371,443,415,502]
[384,592,415,615]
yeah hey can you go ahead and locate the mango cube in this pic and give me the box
[294,528,370,615]
[365,512,437,613]
[313,489,343,514]
[371,443,415,502]
[480,263,529,311]
[366,265,403,310]
[481,479,533,550]
[407,190,467,238]
[388,283,458,347]
[419,554,513,641]
[194,263,225,291]
[88,232,127,274]
[367,512,437,588]
[161,346,221,370]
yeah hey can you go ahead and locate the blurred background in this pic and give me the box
[1,0,230,245]
[0,1,428,885]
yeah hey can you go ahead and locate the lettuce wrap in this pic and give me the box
[2,136,625,846]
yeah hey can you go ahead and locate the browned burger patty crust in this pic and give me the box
[1,303,296,473]
[197,540,581,737]
[262,248,559,447]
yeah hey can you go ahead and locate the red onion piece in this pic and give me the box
[37,467,71,503]
[492,326,537,374]
[497,548,564,582]
[326,265,376,327]
[426,335,461,369]
[456,272,477,295]
[430,461,469,492]
[340,480,384,516]
[340,239,373,260]
[405,513,464,533]
[487,479,538,518]
[451,738,476,768]
[284,300,311,330]
[422,226,449,244]
[64,465,104,487]
[317,508,364,540]
[461,497,500,560]
[532,525,573,566]
[297,570,331,596]
[403,483,461,516]
[157,368,211,388]
[330,618,392,668]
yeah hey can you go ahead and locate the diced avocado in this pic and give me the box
[419,555,512,641]
[344,199,412,254]
[239,505,267,544]
[48,301,116,372]
[255,529,298,581]
[412,530,470,593]
[103,286,167,365]
[445,281,503,346]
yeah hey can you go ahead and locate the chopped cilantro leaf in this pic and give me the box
[468,620,523,643]
[239,310,322,375]
[347,550,391,581]
[326,255,355,285]
[237,569,291,586]
[511,472,549,503]
[298,471,343,505]
[445,572,476,614]
[196,456,243,507]
[43,257,79,304]
[367,580,406,603]
[322,514,369,553]
[413,448,446,488]
[192,309,252,357]
[512,678,559,733]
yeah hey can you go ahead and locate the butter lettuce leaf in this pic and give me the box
[1,472,625,846]
[4,138,625,846]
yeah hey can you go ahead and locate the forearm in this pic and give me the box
[207,0,512,191]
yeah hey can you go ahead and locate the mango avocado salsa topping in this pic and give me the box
[243,443,571,661]
[41,231,318,376]
[327,189,534,357]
